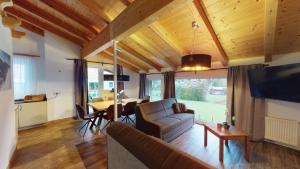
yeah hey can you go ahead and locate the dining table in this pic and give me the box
[88,98,143,128]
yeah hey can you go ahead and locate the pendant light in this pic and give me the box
[181,21,212,71]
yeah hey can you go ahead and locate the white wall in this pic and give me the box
[124,69,139,98]
[12,27,46,98]
[44,32,80,121]
[0,17,17,169]
[12,29,80,121]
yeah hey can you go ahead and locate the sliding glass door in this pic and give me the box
[175,78,227,123]
[148,79,162,101]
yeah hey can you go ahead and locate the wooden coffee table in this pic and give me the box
[203,123,249,162]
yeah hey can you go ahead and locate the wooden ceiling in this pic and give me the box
[3,0,300,73]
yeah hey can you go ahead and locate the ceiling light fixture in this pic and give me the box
[181,20,212,71]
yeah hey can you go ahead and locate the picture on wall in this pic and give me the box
[0,49,11,90]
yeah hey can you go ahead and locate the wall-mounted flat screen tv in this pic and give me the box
[248,63,300,103]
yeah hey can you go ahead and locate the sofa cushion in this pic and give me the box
[139,101,166,121]
[172,103,187,113]
[161,98,177,116]
[153,117,181,133]
[168,113,194,122]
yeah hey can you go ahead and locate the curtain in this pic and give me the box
[13,55,45,99]
[163,71,175,99]
[139,73,146,99]
[117,64,124,93]
[74,59,88,115]
[227,64,265,141]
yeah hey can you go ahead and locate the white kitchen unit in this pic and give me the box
[16,101,48,130]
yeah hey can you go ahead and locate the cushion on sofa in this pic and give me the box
[139,101,166,121]
[172,103,187,113]
[161,98,177,116]
[153,117,181,133]
[167,113,193,122]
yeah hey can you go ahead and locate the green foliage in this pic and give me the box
[175,79,209,101]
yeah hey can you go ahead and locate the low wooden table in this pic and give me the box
[203,123,249,162]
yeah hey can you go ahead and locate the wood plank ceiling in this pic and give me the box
[3,0,300,73]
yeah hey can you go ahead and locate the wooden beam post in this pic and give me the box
[113,40,118,122]
[193,0,228,66]
[264,0,279,63]
[80,0,186,58]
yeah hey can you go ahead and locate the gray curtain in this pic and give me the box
[163,71,175,99]
[227,64,265,141]
[139,73,147,99]
[74,59,88,116]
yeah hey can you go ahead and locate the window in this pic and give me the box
[103,70,114,91]
[175,78,227,123]
[13,55,42,100]
[148,80,162,101]
[88,67,99,100]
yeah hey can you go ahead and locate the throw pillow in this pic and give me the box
[172,103,187,113]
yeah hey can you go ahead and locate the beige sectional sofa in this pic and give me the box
[136,98,194,142]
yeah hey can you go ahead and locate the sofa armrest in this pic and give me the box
[136,107,161,138]
[184,109,194,114]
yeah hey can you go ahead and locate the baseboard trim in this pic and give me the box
[265,139,300,151]
[8,146,17,169]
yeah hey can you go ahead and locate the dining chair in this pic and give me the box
[102,104,123,130]
[76,104,99,137]
[121,101,137,125]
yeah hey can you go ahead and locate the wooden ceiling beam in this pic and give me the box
[105,48,147,72]
[13,0,92,41]
[20,21,44,36]
[101,51,140,73]
[5,7,85,47]
[149,21,183,56]
[193,0,228,66]
[77,0,111,23]
[118,42,162,71]
[80,0,186,58]
[40,0,105,34]
[130,34,177,69]
[120,0,131,7]
[120,0,183,57]
[264,0,279,63]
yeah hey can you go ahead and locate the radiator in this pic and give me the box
[265,116,299,146]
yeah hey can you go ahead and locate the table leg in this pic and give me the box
[204,126,207,147]
[219,138,224,162]
[244,136,249,161]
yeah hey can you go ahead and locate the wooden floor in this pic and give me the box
[11,118,300,169]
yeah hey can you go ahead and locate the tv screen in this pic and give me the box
[248,63,300,103]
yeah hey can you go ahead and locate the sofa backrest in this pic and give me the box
[138,100,166,121]
[138,98,177,121]
[161,98,177,116]
[107,123,215,169]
